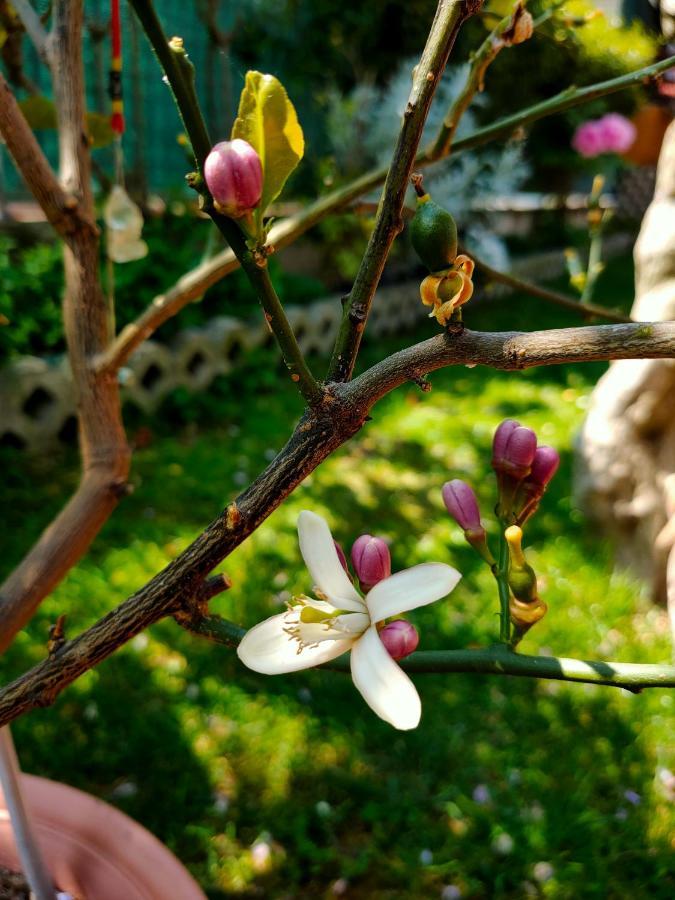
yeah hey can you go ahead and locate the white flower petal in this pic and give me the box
[298,510,365,612]
[350,625,421,730]
[366,563,461,623]
[333,612,370,635]
[237,614,354,674]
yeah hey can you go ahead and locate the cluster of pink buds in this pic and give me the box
[336,532,419,661]
[492,419,560,523]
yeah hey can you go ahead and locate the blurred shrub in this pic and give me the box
[481,0,657,183]
[0,216,326,360]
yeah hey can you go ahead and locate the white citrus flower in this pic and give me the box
[237,510,461,730]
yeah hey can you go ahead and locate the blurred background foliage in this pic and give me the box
[1,260,674,898]
[0,0,661,360]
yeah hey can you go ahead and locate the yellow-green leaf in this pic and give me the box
[86,112,116,149]
[18,96,116,148]
[231,71,304,233]
[19,96,57,131]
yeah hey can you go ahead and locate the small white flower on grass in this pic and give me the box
[532,861,554,883]
[237,510,461,730]
[492,833,514,855]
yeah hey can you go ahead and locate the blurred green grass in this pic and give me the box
[1,255,674,899]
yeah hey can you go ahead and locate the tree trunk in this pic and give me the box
[576,119,675,635]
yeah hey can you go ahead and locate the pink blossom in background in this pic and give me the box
[572,114,636,158]
[597,113,636,154]
[572,120,606,158]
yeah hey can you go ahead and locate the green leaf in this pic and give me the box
[19,96,57,131]
[86,112,116,149]
[18,96,116,148]
[231,71,304,236]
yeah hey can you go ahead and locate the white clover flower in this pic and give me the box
[237,510,461,730]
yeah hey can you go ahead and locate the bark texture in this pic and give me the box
[577,120,675,629]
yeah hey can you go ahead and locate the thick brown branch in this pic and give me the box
[342,322,675,409]
[0,0,130,652]
[1,321,673,725]
[0,71,93,239]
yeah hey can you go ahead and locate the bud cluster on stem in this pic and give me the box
[492,419,559,524]
[441,419,560,646]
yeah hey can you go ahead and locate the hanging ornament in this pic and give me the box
[104,0,148,264]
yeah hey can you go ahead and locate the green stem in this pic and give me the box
[581,214,608,305]
[466,246,632,324]
[130,0,322,405]
[209,211,323,404]
[177,615,675,692]
[128,0,212,168]
[495,523,511,643]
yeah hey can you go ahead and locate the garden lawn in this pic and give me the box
[1,255,673,899]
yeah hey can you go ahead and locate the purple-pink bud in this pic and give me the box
[442,479,482,532]
[492,419,520,467]
[379,620,419,660]
[492,421,537,479]
[351,534,391,591]
[528,446,560,487]
[204,139,263,218]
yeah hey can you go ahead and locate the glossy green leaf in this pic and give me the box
[231,71,304,234]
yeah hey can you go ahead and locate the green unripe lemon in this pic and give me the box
[410,195,458,274]
[508,563,538,603]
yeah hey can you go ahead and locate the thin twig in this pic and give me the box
[10,0,50,62]
[175,614,675,691]
[127,0,211,167]
[128,0,322,405]
[1,320,674,727]
[0,72,93,239]
[327,0,481,383]
[0,0,131,653]
[468,248,633,324]
[429,0,534,160]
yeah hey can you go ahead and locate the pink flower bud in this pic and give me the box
[492,421,537,479]
[379,620,419,660]
[204,139,263,218]
[528,446,560,487]
[351,534,391,591]
[442,480,482,532]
